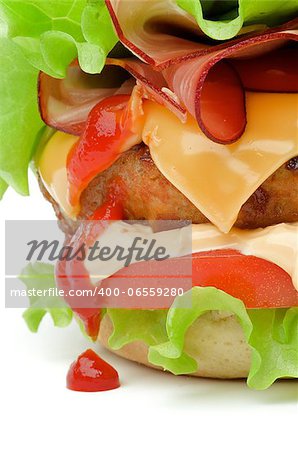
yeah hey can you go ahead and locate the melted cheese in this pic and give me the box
[142,93,298,232]
[38,131,79,218]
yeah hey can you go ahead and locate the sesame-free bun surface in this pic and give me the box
[99,311,252,379]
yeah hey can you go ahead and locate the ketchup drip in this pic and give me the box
[56,186,124,340]
[60,92,140,388]
[67,89,144,208]
[90,181,124,221]
[67,95,130,207]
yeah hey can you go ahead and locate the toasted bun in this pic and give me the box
[99,311,252,379]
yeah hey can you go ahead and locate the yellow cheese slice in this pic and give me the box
[38,131,79,218]
[142,93,298,232]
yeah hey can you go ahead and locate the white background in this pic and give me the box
[0,174,297,450]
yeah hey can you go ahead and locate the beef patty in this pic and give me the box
[40,144,298,233]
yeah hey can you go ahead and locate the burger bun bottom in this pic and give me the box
[99,311,252,379]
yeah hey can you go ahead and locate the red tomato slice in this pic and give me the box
[191,249,297,309]
[56,228,297,339]
[102,249,297,309]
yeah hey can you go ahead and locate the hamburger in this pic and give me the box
[1,1,297,390]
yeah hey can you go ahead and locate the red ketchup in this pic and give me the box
[67,349,120,392]
[67,94,130,207]
[56,184,124,340]
[67,90,143,208]
[89,181,124,221]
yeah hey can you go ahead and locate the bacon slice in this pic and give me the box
[105,3,298,143]
[106,1,298,66]
[163,59,246,144]
[106,0,206,66]
[107,58,186,121]
[39,58,186,136]
[38,63,136,135]
[39,10,298,144]
[163,31,298,144]
[161,29,298,143]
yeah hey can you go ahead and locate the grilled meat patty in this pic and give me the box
[40,144,298,232]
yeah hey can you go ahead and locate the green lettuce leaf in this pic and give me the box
[107,287,298,389]
[0,0,118,78]
[177,0,298,40]
[108,309,168,349]
[81,0,118,61]
[0,37,42,195]
[0,0,117,195]
[247,308,298,389]
[20,262,73,332]
[0,176,8,199]
[0,37,43,195]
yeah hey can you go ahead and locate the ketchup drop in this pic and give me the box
[66,349,120,392]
